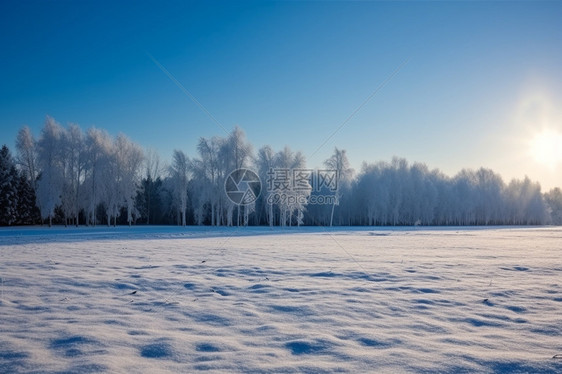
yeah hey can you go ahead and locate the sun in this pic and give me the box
[529,129,562,169]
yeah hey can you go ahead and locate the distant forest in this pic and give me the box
[2,116,562,227]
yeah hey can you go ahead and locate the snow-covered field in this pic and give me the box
[1,226,561,373]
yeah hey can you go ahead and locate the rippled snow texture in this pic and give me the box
[1,226,561,373]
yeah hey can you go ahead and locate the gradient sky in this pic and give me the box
[1,1,561,189]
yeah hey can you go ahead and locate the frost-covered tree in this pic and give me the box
[59,124,86,226]
[324,147,354,226]
[473,168,505,225]
[190,127,254,227]
[545,188,562,225]
[5,122,560,227]
[353,161,391,225]
[504,177,549,225]
[115,134,144,225]
[271,146,309,227]
[96,133,144,226]
[15,126,38,191]
[192,136,221,226]
[102,141,121,226]
[349,158,553,226]
[219,127,254,226]
[83,128,112,226]
[431,169,453,225]
[36,116,65,226]
[256,145,276,226]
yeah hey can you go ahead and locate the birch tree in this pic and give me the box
[116,134,144,225]
[219,127,253,226]
[324,147,353,226]
[256,145,276,226]
[194,136,221,225]
[60,124,86,226]
[83,128,112,226]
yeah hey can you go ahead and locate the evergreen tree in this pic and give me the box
[0,145,18,225]
[136,176,163,224]
[16,172,40,225]
[169,150,190,226]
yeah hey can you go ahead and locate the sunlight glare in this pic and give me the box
[529,129,562,169]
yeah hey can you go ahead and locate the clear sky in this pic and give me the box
[1,0,561,189]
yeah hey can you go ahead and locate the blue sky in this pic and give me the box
[1,1,561,189]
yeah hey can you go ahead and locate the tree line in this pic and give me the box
[2,116,562,227]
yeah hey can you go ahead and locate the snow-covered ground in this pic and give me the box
[1,226,561,373]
